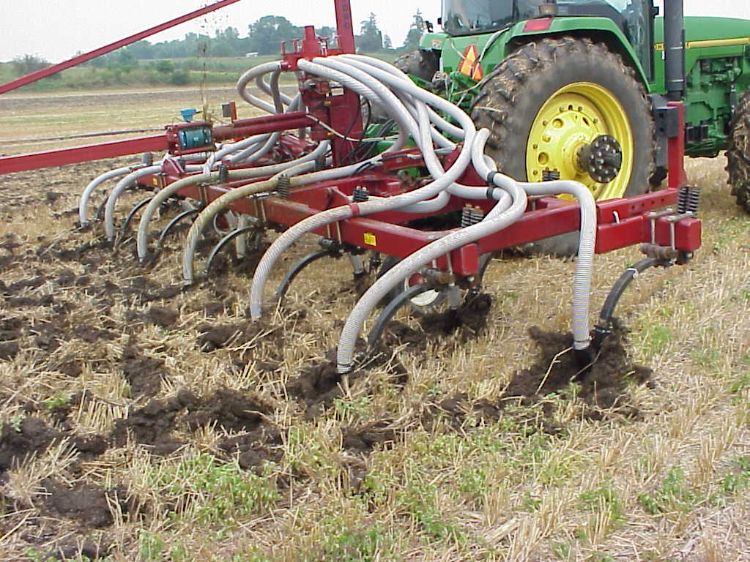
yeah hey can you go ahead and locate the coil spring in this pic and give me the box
[352,186,369,202]
[461,205,484,228]
[277,175,291,199]
[677,186,701,215]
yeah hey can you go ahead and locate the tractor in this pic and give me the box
[397,0,750,253]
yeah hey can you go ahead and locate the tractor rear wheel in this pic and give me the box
[471,37,655,256]
[726,91,750,214]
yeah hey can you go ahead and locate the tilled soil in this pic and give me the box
[0,156,660,559]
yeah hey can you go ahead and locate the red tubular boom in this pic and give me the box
[0,0,243,95]
[334,0,356,54]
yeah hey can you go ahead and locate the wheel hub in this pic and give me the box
[526,82,634,200]
[576,135,623,184]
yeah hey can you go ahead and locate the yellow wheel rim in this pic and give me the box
[526,82,634,200]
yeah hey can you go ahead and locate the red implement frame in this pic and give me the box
[0,0,359,176]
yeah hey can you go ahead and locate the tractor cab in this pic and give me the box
[441,0,654,76]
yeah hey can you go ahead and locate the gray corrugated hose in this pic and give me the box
[248,57,478,320]
[79,165,143,227]
[102,165,164,242]
[136,141,331,262]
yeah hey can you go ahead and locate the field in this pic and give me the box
[0,87,749,562]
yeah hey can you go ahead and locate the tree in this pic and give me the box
[402,10,425,51]
[11,54,50,76]
[356,13,383,52]
[383,35,393,50]
[248,16,302,55]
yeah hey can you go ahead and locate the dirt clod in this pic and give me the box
[342,420,398,454]
[112,390,197,455]
[145,305,179,328]
[43,479,123,528]
[184,388,271,433]
[0,417,60,471]
[120,342,166,397]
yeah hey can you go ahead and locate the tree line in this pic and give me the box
[5,12,427,89]
[92,11,426,63]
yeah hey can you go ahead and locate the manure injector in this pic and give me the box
[0,0,703,374]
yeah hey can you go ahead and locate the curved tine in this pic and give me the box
[477,252,494,284]
[274,249,335,300]
[118,196,154,243]
[366,284,434,350]
[94,194,109,223]
[593,257,665,347]
[204,226,261,276]
[156,208,201,250]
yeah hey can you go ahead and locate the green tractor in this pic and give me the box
[397,0,750,252]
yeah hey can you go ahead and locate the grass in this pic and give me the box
[0,88,749,560]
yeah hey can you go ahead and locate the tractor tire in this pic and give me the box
[726,90,750,214]
[471,37,655,256]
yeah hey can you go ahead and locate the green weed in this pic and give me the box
[638,467,698,515]
[579,485,624,523]
[157,453,279,525]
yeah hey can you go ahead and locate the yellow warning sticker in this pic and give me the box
[364,232,377,247]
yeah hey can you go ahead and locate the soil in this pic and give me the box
[145,305,179,328]
[196,321,267,352]
[504,324,652,417]
[0,415,107,474]
[120,340,167,397]
[183,388,271,433]
[422,324,652,430]
[288,344,408,417]
[42,479,126,528]
[0,417,60,471]
[112,390,197,456]
[342,419,399,454]
[112,387,276,461]
[380,293,494,351]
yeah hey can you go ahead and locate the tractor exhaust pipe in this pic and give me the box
[664,0,686,101]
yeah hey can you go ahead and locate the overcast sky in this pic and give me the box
[0,0,748,63]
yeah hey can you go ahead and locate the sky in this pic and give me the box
[0,0,748,63]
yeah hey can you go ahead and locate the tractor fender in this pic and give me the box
[494,17,650,88]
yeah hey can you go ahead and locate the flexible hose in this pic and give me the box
[335,179,523,373]
[102,165,163,241]
[136,141,331,261]
[79,165,143,227]
[522,179,597,351]
[237,61,284,114]
[179,141,330,284]
[248,58,479,320]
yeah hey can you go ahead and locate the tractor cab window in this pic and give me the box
[443,0,547,36]
[556,1,653,76]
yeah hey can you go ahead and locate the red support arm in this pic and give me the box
[334,0,356,54]
[0,0,243,95]
[0,136,168,175]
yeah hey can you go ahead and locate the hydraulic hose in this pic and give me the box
[102,165,163,241]
[248,59,478,320]
[336,179,524,373]
[79,165,143,227]
[136,140,331,262]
